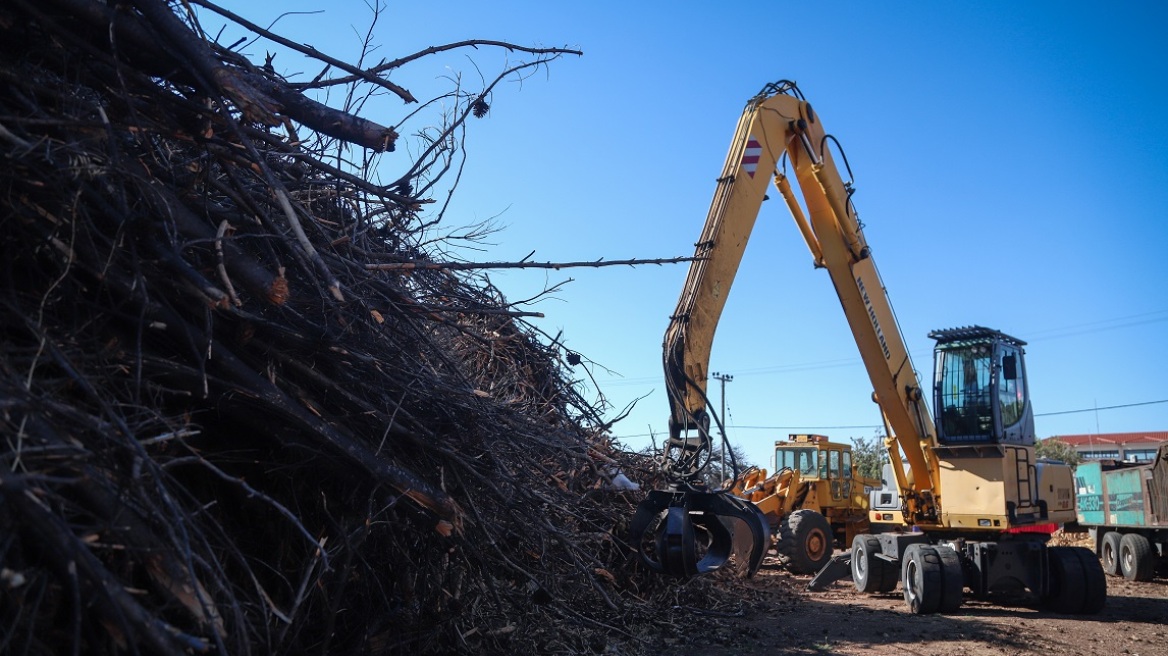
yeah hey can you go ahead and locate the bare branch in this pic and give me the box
[189,0,419,103]
[366,255,698,272]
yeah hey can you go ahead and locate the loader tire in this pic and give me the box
[1119,533,1155,582]
[779,509,833,575]
[1100,531,1122,576]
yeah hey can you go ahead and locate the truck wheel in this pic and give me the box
[1100,531,1122,576]
[1072,546,1107,614]
[1119,533,1155,581]
[935,545,965,613]
[1043,546,1087,614]
[851,535,889,593]
[901,544,942,615]
[779,510,833,575]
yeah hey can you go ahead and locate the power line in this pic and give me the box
[591,309,1168,388]
[613,424,882,440]
[723,424,881,431]
[1022,309,1168,341]
[610,398,1168,442]
[1035,398,1168,417]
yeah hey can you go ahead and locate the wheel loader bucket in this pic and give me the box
[629,489,770,577]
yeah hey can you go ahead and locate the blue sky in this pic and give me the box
[203,1,1168,471]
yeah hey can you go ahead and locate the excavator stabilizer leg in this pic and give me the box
[807,552,853,591]
[630,489,770,577]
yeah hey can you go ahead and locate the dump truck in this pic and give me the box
[1074,442,1168,581]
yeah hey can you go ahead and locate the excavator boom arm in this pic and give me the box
[768,95,941,521]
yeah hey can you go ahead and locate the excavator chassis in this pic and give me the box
[808,532,1106,615]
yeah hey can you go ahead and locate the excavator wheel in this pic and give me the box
[934,545,965,613]
[1099,531,1122,576]
[779,509,833,575]
[901,543,943,615]
[1043,546,1106,614]
[851,535,895,593]
[1073,547,1107,614]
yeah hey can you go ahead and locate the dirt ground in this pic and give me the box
[667,556,1168,656]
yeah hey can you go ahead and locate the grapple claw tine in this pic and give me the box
[659,506,698,576]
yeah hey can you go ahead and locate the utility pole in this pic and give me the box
[711,372,733,482]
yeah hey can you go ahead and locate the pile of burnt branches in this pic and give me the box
[0,1,765,655]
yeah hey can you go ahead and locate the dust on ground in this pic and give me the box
[661,556,1167,656]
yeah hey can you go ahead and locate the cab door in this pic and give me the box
[828,448,848,502]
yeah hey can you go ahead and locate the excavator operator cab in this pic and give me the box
[930,326,1035,447]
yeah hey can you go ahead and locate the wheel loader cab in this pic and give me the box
[775,439,821,479]
[931,327,1035,447]
[774,435,859,505]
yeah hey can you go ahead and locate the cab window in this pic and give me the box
[777,448,817,477]
[937,346,993,441]
[998,345,1025,427]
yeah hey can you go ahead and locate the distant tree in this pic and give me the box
[1036,438,1082,466]
[707,442,755,488]
[850,431,887,480]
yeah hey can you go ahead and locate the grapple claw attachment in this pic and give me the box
[630,488,770,577]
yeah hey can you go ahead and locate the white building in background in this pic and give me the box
[1044,431,1168,462]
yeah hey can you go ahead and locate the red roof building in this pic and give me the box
[1044,431,1168,462]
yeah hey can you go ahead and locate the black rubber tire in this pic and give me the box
[1072,546,1108,614]
[1119,533,1156,582]
[935,545,965,613]
[1100,531,1122,576]
[901,543,943,615]
[1044,546,1087,614]
[877,558,899,593]
[851,535,889,594]
[779,509,834,575]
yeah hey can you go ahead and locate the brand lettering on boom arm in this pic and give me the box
[857,276,891,360]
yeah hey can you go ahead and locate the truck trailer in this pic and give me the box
[1074,442,1168,581]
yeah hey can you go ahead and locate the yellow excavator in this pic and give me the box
[631,80,1106,614]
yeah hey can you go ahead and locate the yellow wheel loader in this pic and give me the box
[730,434,880,574]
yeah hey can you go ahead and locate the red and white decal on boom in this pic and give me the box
[741,137,762,177]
